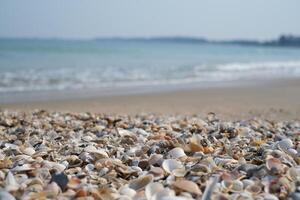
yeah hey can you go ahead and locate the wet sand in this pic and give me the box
[1,78,300,120]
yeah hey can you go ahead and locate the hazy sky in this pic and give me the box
[1,0,300,40]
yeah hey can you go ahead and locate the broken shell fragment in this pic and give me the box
[172,180,201,195]
[162,159,184,174]
[128,175,153,191]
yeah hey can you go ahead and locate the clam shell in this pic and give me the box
[119,186,137,198]
[221,180,243,192]
[145,182,164,200]
[128,175,153,191]
[172,180,201,195]
[162,159,184,174]
[277,138,293,150]
[168,147,186,159]
[172,168,186,177]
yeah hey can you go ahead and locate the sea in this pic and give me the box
[1,38,300,95]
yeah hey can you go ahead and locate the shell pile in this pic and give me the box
[0,110,299,200]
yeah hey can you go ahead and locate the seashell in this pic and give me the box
[43,161,66,172]
[148,154,164,166]
[0,158,13,169]
[66,155,83,168]
[166,174,176,185]
[82,135,93,142]
[11,164,34,172]
[287,148,298,155]
[230,180,244,192]
[119,186,137,198]
[162,159,184,174]
[172,168,186,177]
[138,159,149,170]
[136,128,149,137]
[168,147,186,159]
[85,164,95,172]
[203,146,214,154]
[67,177,81,189]
[191,164,210,173]
[128,174,153,191]
[60,160,69,169]
[45,182,61,196]
[245,184,262,194]
[202,175,219,200]
[266,156,284,174]
[189,142,204,152]
[27,184,44,192]
[151,188,176,200]
[0,191,16,200]
[145,182,164,200]
[242,179,255,188]
[99,167,110,176]
[287,167,300,181]
[237,127,251,137]
[21,147,35,156]
[98,187,121,199]
[5,171,19,191]
[159,196,188,200]
[149,166,165,180]
[260,193,279,200]
[118,196,132,200]
[172,180,201,195]
[50,172,69,192]
[84,145,109,159]
[75,189,88,198]
[277,138,293,151]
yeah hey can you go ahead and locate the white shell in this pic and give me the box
[0,191,16,200]
[119,186,137,198]
[152,188,176,200]
[22,147,35,156]
[145,182,164,200]
[168,147,186,159]
[162,159,184,174]
[5,171,19,191]
[11,164,34,172]
[84,145,108,158]
[277,139,293,150]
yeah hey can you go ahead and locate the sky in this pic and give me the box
[0,0,300,40]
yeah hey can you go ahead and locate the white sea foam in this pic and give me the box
[1,60,300,93]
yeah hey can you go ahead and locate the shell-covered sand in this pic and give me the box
[0,110,299,200]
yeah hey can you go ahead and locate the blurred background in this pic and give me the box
[0,0,300,117]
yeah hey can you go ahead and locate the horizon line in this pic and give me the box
[0,34,296,41]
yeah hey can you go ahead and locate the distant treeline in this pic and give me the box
[222,35,300,47]
[95,35,300,47]
[2,35,300,47]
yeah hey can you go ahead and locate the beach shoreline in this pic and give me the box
[1,78,300,120]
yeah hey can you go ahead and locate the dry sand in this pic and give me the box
[1,78,300,120]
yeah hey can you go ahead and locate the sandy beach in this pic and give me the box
[1,78,300,120]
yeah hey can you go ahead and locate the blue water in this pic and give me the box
[1,38,300,93]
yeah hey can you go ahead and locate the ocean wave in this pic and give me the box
[216,61,300,71]
[1,60,300,93]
